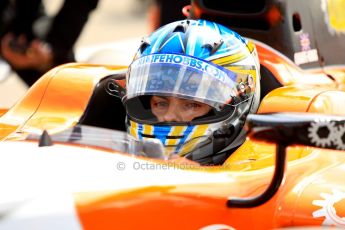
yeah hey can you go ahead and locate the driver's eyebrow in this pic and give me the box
[152,96,169,101]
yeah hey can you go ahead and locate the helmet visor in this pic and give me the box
[126,53,254,110]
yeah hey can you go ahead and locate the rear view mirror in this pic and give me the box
[247,113,345,150]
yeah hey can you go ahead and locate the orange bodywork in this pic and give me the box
[0,64,126,140]
[72,143,345,229]
[1,42,345,229]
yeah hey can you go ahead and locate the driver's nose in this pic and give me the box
[162,105,181,122]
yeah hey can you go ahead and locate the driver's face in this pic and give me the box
[150,96,211,122]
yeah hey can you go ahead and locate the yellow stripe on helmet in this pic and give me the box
[129,120,138,139]
[166,126,186,146]
[212,50,249,66]
[178,124,209,156]
[247,41,255,53]
[142,124,154,136]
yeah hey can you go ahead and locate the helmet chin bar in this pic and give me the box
[227,112,345,208]
[176,101,248,164]
[185,123,238,165]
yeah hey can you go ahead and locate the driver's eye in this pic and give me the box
[184,102,201,110]
[154,101,168,109]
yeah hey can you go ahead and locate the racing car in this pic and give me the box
[0,0,345,229]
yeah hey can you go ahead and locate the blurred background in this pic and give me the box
[0,0,153,108]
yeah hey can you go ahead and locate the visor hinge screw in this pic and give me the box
[139,37,151,53]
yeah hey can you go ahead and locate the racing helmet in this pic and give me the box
[123,19,260,165]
